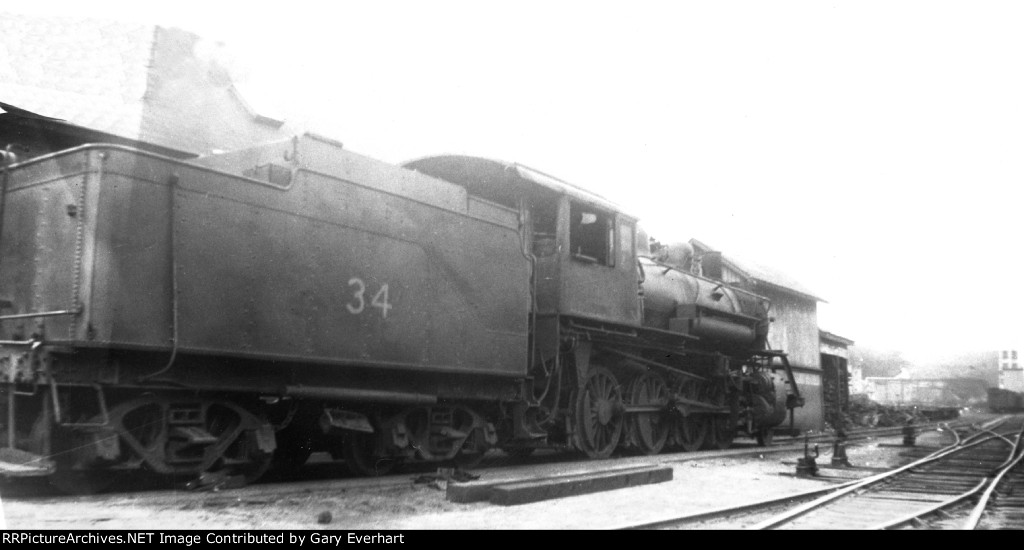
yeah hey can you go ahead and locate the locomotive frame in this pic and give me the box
[0,134,803,492]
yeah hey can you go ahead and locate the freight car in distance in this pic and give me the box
[987,387,1024,413]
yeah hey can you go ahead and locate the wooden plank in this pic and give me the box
[447,465,672,506]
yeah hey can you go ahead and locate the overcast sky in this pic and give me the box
[11,1,1024,363]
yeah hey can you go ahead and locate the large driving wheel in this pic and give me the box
[573,366,624,459]
[672,378,708,452]
[625,372,669,455]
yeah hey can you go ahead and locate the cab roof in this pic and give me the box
[402,155,634,219]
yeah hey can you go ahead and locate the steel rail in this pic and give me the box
[870,478,989,530]
[748,421,1014,530]
[606,417,983,528]
[960,420,1024,530]
[616,478,865,529]
[614,419,986,530]
[874,419,1023,530]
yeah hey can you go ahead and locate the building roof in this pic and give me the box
[819,330,855,347]
[0,12,291,155]
[690,238,826,303]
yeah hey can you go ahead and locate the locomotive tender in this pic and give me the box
[0,134,802,492]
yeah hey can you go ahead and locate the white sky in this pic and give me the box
[10,1,1024,363]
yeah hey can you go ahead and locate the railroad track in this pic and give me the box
[0,417,982,501]
[0,415,970,497]
[965,453,1024,529]
[753,416,1023,530]
[619,416,1023,530]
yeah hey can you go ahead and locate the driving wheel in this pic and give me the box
[573,366,624,459]
[625,372,669,455]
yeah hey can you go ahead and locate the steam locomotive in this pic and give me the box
[0,134,802,492]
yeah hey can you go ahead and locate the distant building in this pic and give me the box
[998,349,1024,392]
[848,360,870,395]
[0,12,294,160]
[864,377,988,409]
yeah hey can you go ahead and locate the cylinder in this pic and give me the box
[687,316,756,346]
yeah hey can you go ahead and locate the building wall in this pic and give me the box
[0,15,291,161]
[998,349,1024,392]
[788,369,823,432]
[1001,369,1024,392]
[758,287,823,432]
[141,27,290,155]
[762,288,820,371]
[721,264,746,286]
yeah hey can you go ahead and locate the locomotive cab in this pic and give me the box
[534,195,642,326]
[402,156,643,326]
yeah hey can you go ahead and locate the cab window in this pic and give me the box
[569,202,614,266]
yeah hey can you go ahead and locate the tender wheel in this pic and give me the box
[573,366,624,459]
[342,431,397,476]
[704,381,736,450]
[756,427,774,447]
[672,378,708,452]
[206,405,274,484]
[449,409,490,469]
[625,372,669,455]
[234,431,274,483]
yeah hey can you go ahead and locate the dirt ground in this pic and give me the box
[0,429,942,530]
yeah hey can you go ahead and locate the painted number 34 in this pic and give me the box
[346,278,393,318]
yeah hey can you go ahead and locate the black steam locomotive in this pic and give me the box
[0,134,802,492]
